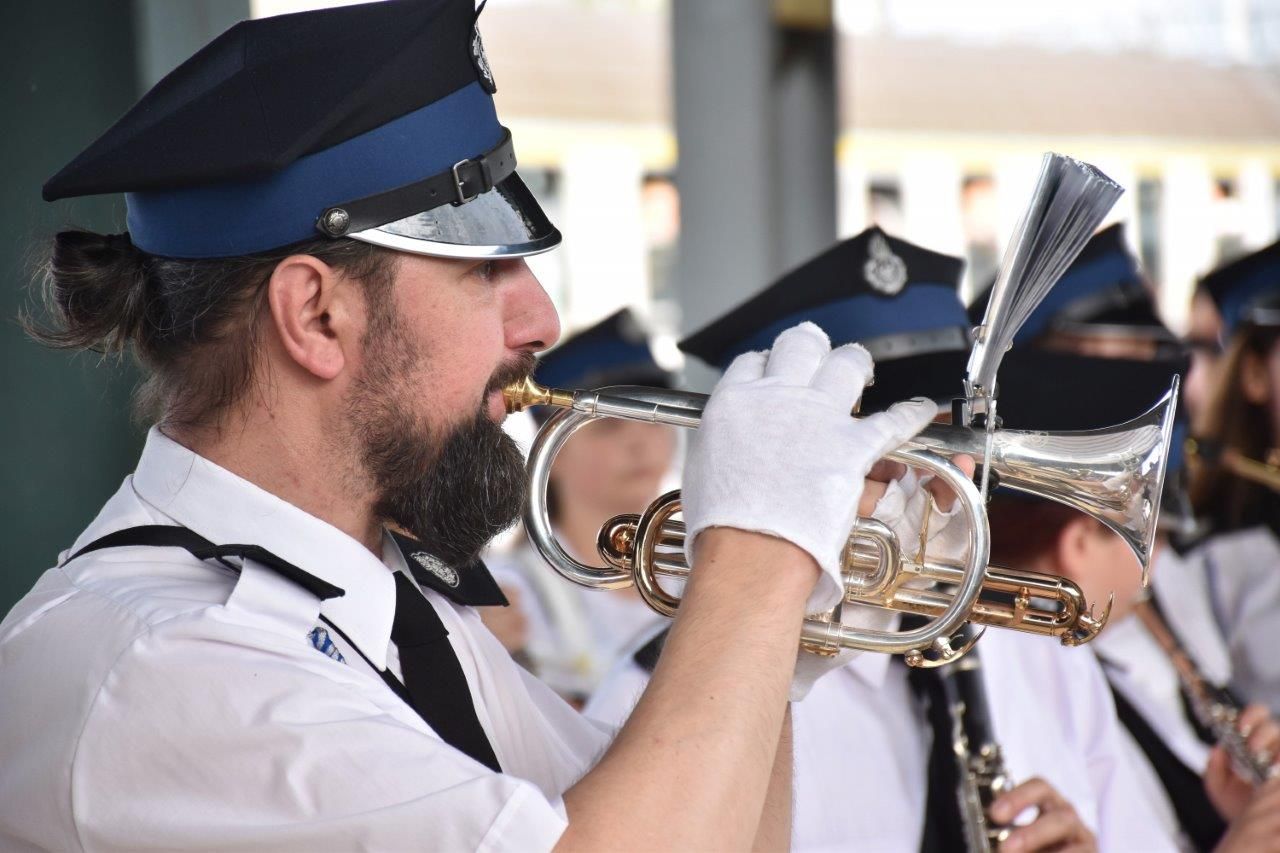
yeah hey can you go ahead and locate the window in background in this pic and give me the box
[1213,177,1247,264]
[642,174,680,306]
[1274,178,1280,242]
[960,174,998,300]
[868,178,904,235]
[1137,177,1163,285]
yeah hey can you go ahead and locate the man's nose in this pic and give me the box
[505,259,561,354]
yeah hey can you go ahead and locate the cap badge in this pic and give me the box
[865,234,908,295]
[471,27,496,94]
[410,551,460,588]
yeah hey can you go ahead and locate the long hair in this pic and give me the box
[25,230,396,432]
[1189,324,1280,531]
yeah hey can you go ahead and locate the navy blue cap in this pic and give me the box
[996,351,1185,431]
[968,223,1171,345]
[1201,240,1280,339]
[42,0,558,261]
[535,308,673,392]
[680,227,971,409]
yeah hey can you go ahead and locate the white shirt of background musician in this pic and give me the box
[1149,545,1233,687]
[0,428,611,852]
[490,544,664,699]
[1193,527,1280,713]
[587,621,1175,852]
[1096,615,1214,853]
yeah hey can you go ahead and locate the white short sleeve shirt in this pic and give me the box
[0,428,611,852]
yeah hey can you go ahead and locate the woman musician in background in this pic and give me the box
[1186,246,1280,713]
[981,229,1280,851]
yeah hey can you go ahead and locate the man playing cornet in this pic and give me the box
[0,2,944,849]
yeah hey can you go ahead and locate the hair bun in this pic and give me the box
[26,229,150,353]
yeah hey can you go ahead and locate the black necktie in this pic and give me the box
[390,572,502,772]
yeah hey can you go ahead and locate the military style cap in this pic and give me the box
[1200,240,1280,338]
[679,227,971,411]
[535,308,673,391]
[968,223,1172,347]
[42,0,558,261]
[995,350,1185,432]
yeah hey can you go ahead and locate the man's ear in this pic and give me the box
[1054,515,1095,579]
[1240,350,1270,405]
[266,255,358,381]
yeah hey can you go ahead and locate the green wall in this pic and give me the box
[1,3,143,614]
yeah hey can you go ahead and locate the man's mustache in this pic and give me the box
[486,351,538,395]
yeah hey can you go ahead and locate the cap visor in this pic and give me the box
[349,172,560,259]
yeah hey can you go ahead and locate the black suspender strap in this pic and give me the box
[1108,685,1226,852]
[64,525,502,773]
[67,525,345,600]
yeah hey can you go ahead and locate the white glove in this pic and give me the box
[789,601,895,701]
[789,470,965,702]
[873,468,970,568]
[681,322,938,615]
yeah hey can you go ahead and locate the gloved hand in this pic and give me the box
[873,467,970,568]
[681,322,938,615]
[789,468,967,702]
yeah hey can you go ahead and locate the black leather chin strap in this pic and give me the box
[315,128,517,238]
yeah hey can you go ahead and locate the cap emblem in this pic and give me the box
[865,234,908,295]
[471,27,496,94]
[410,551,460,588]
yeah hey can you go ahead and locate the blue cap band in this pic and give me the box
[715,283,969,370]
[126,82,502,259]
[1013,252,1141,344]
[537,335,660,389]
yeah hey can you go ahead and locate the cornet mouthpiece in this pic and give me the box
[502,376,575,414]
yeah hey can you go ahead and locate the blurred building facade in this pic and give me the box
[477,0,1280,334]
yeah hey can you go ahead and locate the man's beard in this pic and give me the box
[348,315,534,566]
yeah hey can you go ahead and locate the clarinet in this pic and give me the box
[1134,599,1276,785]
[937,633,1016,852]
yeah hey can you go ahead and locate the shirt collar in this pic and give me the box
[131,427,397,670]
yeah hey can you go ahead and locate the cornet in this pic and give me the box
[503,374,1180,665]
[509,153,1152,665]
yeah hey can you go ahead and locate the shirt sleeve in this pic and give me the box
[70,613,569,853]
[1207,530,1280,712]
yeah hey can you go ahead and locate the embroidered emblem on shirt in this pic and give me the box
[307,627,346,664]
[411,551,461,588]
[471,27,496,93]
[864,234,908,295]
